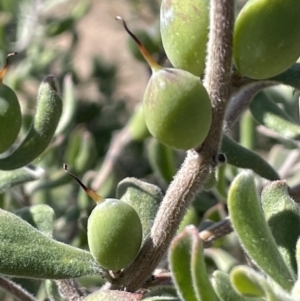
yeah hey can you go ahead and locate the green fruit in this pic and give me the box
[87,198,143,271]
[233,0,300,79]
[160,0,209,77]
[118,17,212,150]
[0,54,22,153]
[143,68,212,150]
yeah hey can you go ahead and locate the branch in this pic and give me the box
[55,279,88,301]
[107,0,235,291]
[224,81,276,131]
[0,276,37,301]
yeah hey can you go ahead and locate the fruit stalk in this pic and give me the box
[108,0,235,291]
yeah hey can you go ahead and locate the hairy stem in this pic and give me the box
[0,276,37,301]
[224,80,276,131]
[106,0,235,292]
[55,279,88,301]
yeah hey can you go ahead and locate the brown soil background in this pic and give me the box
[57,0,154,109]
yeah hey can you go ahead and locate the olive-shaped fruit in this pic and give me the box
[88,199,142,271]
[117,17,212,150]
[143,68,211,150]
[63,165,143,271]
[233,0,300,80]
[160,0,209,77]
[0,53,21,153]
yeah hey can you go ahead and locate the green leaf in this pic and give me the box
[231,267,264,297]
[231,266,295,301]
[117,178,163,240]
[147,138,176,185]
[0,76,63,170]
[83,290,143,301]
[14,204,55,237]
[221,135,279,181]
[177,206,199,233]
[191,229,218,301]
[45,280,64,301]
[212,270,263,301]
[0,208,102,279]
[169,226,217,301]
[127,104,150,141]
[228,171,295,291]
[291,239,300,298]
[0,166,44,193]
[271,63,300,90]
[261,180,300,274]
[249,91,300,140]
[55,73,77,135]
[205,248,238,273]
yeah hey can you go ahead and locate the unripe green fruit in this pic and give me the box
[143,68,212,150]
[0,84,22,153]
[160,0,209,77]
[117,17,212,150]
[87,198,142,271]
[233,0,300,80]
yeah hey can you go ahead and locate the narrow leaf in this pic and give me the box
[191,230,218,301]
[271,63,300,90]
[231,266,295,301]
[147,138,176,185]
[169,226,217,301]
[249,91,300,140]
[15,204,55,237]
[261,180,300,274]
[117,178,163,240]
[212,270,263,301]
[0,208,102,279]
[169,227,199,301]
[221,135,279,181]
[228,171,295,291]
[0,166,44,193]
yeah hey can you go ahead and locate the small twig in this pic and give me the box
[91,127,132,191]
[288,184,300,203]
[278,149,300,179]
[55,279,88,301]
[107,0,235,292]
[0,276,37,301]
[200,217,233,248]
[224,81,276,131]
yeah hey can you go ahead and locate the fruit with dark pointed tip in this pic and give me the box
[233,0,300,79]
[117,17,212,150]
[88,198,143,271]
[64,165,143,271]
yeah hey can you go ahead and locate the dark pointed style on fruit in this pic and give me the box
[64,164,143,271]
[0,52,17,84]
[116,16,212,150]
[63,164,104,203]
[116,16,161,71]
